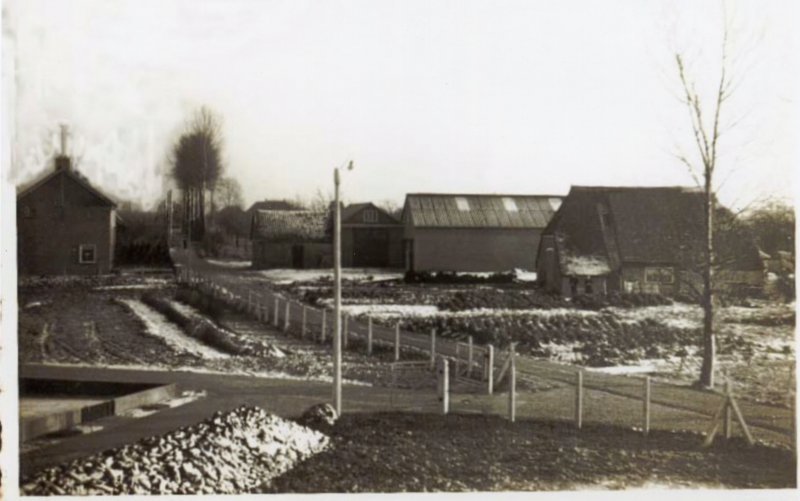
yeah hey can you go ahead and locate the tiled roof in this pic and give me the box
[245,200,300,214]
[405,194,561,229]
[251,210,332,242]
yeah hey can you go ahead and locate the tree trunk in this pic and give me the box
[198,182,206,240]
[700,177,715,388]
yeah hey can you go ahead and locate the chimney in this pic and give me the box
[55,124,71,171]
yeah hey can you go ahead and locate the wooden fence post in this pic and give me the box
[509,344,516,423]
[575,370,583,430]
[487,345,494,395]
[430,328,436,370]
[248,292,253,315]
[643,376,650,435]
[394,322,401,362]
[302,306,307,339]
[273,298,280,327]
[367,317,373,355]
[438,357,449,415]
[321,309,327,343]
[284,301,290,332]
[468,336,474,378]
[455,343,461,377]
[724,376,732,439]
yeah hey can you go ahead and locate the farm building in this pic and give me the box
[537,186,764,297]
[17,154,118,276]
[402,194,562,273]
[341,203,403,268]
[250,210,332,269]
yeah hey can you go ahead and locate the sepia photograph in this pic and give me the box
[0,0,796,497]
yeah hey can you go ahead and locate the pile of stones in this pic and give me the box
[21,406,330,495]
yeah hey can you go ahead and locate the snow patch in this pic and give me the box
[206,259,252,269]
[257,268,403,285]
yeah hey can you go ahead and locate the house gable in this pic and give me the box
[341,203,400,226]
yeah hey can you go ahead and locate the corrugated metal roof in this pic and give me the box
[251,210,332,242]
[405,194,560,229]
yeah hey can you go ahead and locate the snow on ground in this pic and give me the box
[606,304,702,329]
[94,284,168,291]
[118,299,230,359]
[257,268,404,285]
[206,259,252,269]
[335,303,604,320]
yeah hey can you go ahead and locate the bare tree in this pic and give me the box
[215,177,244,210]
[169,106,225,240]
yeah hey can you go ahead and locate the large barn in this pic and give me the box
[250,210,332,269]
[17,155,118,276]
[402,193,562,273]
[537,186,764,297]
[341,203,403,268]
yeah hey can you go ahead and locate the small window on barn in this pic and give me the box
[79,244,97,264]
[502,197,518,211]
[363,209,379,223]
[645,267,674,284]
[455,197,470,211]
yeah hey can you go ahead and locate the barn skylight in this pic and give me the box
[502,197,518,211]
[548,198,563,211]
[455,197,470,211]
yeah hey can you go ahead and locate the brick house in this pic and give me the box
[17,156,118,276]
[341,203,403,268]
[537,186,764,297]
[250,210,332,269]
[402,193,562,272]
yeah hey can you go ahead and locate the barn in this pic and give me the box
[341,203,403,268]
[537,186,764,297]
[17,155,118,276]
[402,194,562,273]
[250,210,332,269]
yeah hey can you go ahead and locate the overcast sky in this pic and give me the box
[2,0,795,211]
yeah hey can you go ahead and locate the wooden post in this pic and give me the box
[394,322,400,362]
[487,345,494,395]
[509,344,516,423]
[430,328,436,370]
[468,336,474,378]
[256,300,262,322]
[575,371,583,430]
[367,317,373,355]
[792,390,797,460]
[273,298,280,327]
[302,306,307,339]
[643,376,650,435]
[284,301,290,332]
[248,292,253,315]
[321,309,327,343]
[343,314,349,349]
[455,343,461,377]
[724,376,733,439]
[438,357,449,415]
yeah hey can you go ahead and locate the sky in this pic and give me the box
[1,0,796,212]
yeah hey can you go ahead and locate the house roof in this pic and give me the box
[245,200,300,214]
[404,193,562,229]
[545,185,762,275]
[341,202,401,224]
[251,210,332,242]
[17,166,117,207]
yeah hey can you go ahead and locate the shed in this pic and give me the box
[537,186,764,297]
[250,210,332,269]
[402,193,562,272]
[341,203,403,268]
[17,156,118,276]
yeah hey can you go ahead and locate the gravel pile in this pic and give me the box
[21,406,330,496]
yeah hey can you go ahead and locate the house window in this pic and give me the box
[363,209,378,223]
[79,244,97,264]
[502,197,518,211]
[455,197,470,211]
[645,267,675,284]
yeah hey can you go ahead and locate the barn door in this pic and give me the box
[353,229,388,267]
[292,245,304,268]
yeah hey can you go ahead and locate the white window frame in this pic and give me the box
[363,209,379,223]
[79,244,97,264]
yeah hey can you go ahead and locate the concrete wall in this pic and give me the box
[411,228,541,272]
[17,172,114,276]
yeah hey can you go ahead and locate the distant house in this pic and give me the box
[244,199,300,223]
[17,155,118,276]
[402,193,562,273]
[341,203,403,268]
[250,210,332,269]
[537,186,764,297]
